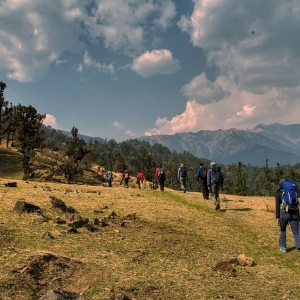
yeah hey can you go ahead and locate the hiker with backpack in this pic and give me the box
[155,163,166,192]
[207,162,224,210]
[275,178,300,252]
[122,169,130,188]
[136,170,145,189]
[107,171,113,187]
[178,163,188,193]
[196,163,209,200]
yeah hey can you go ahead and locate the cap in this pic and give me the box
[277,178,286,189]
[210,162,216,166]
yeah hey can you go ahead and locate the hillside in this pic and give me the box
[0,175,300,299]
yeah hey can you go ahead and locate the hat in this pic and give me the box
[210,162,216,166]
[277,178,286,189]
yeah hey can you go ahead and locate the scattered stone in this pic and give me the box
[110,211,117,218]
[214,261,236,276]
[39,289,80,300]
[228,257,239,265]
[50,196,77,213]
[83,223,99,232]
[67,228,79,234]
[13,201,41,213]
[43,186,51,191]
[237,254,255,267]
[68,218,89,228]
[54,217,67,225]
[5,182,17,187]
[42,232,54,239]
[61,213,82,222]
[124,213,137,220]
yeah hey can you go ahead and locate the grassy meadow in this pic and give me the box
[0,146,300,299]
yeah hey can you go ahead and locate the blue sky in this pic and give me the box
[1,0,300,141]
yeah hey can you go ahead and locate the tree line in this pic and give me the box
[1,80,300,195]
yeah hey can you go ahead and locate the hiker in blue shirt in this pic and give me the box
[107,171,113,187]
[207,162,224,210]
[275,178,300,253]
[196,163,209,200]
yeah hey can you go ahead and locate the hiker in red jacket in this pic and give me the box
[137,171,145,189]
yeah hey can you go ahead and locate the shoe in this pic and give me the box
[280,246,287,253]
[215,203,220,210]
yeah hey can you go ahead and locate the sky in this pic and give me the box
[1,0,300,142]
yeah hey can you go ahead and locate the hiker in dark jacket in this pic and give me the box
[275,178,300,253]
[196,163,209,199]
[207,162,224,210]
[155,163,166,192]
[178,163,188,193]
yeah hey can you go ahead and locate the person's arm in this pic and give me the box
[275,191,281,226]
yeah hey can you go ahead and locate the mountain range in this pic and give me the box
[138,123,300,167]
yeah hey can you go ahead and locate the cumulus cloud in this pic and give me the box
[43,114,59,128]
[0,0,176,82]
[82,51,115,74]
[145,76,300,136]
[178,0,300,94]
[181,73,230,104]
[112,121,124,129]
[125,130,137,137]
[132,49,181,78]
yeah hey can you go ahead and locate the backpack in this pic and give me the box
[124,172,129,179]
[211,166,222,185]
[180,167,187,177]
[200,167,207,180]
[281,180,299,211]
[107,173,112,180]
[159,168,165,178]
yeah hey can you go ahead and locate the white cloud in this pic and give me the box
[82,51,115,74]
[145,76,300,136]
[131,49,180,78]
[181,73,230,104]
[43,114,59,128]
[125,129,137,137]
[112,121,124,129]
[178,0,300,94]
[0,0,176,82]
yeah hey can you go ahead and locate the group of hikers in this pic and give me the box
[106,163,300,253]
[106,161,224,210]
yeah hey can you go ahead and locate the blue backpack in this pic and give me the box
[281,180,298,211]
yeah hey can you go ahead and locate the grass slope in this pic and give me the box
[0,179,299,300]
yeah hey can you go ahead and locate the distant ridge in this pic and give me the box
[138,124,300,167]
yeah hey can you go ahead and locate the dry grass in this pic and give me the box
[1,144,300,299]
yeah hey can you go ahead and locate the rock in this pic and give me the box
[5,182,17,187]
[42,232,54,239]
[39,289,80,300]
[237,254,255,267]
[13,201,41,213]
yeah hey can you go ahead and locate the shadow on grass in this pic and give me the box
[220,208,252,212]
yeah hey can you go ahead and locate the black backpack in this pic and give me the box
[211,166,222,184]
[200,167,207,180]
[159,167,165,178]
[180,167,187,177]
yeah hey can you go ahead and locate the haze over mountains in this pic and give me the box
[139,123,300,167]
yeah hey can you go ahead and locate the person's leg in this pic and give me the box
[182,177,187,192]
[290,214,300,249]
[211,185,217,205]
[203,181,209,199]
[279,212,289,250]
[180,177,184,190]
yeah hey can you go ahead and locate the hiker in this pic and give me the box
[207,162,224,210]
[136,171,145,189]
[178,163,188,193]
[275,178,300,253]
[122,169,130,188]
[155,163,166,192]
[107,171,113,187]
[196,163,209,199]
